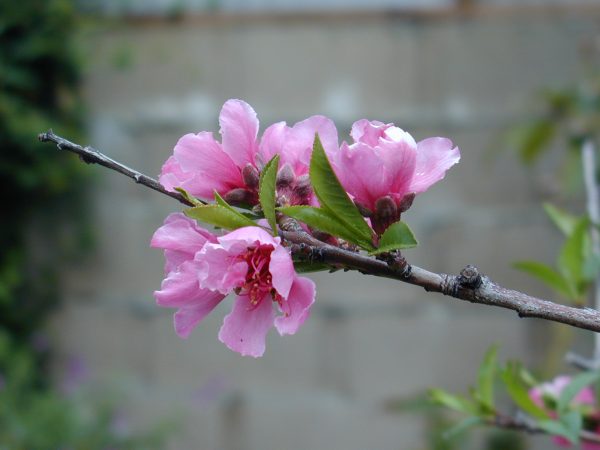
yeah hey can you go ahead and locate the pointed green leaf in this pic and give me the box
[429,389,477,415]
[543,203,578,236]
[538,419,578,444]
[259,155,280,236]
[309,134,374,246]
[512,119,556,165]
[558,218,589,288]
[442,417,483,441]
[279,205,374,250]
[476,345,498,413]
[513,261,575,299]
[559,410,582,444]
[214,191,239,211]
[557,370,600,414]
[174,187,204,206]
[500,362,549,420]
[185,204,256,230]
[369,221,418,255]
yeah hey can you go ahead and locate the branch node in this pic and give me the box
[440,274,459,296]
[457,264,483,289]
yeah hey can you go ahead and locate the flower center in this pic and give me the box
[240,244,276,307]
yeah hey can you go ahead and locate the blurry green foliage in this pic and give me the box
[0,1,173,446]
[506,75,600,192]
[514,203,594,305]
[0,0,91,359]
[0,330,171,449]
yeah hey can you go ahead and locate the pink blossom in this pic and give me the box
[159,99,337,206]
[159,99,257,203]
[151,213,226,339]
[332,119,460,233]
[152,216,315,357]
[529,375,600,449]
[196,226,316,357]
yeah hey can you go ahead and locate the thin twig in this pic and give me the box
[38,130,195,207]
[492,413,600,444]
[39,131,600,333]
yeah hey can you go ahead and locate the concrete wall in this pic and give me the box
[51,10,599,449]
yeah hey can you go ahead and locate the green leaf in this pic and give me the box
[429,389,477,415]
[214,191,239,211]
[583,254,600,281]
[442,417,483,441]
[559,410,582,444]
[476,345,498,414]
[369,221,418,255]
[500,362,549,420]
[174,187,204,206]
[558,218,589,290]
[512,119,556,165]
[185,204,256,230]
[557,370,600,414]
[543,203,578,236]
[278,205,374,249]
[513,261,575,299]
[538,419,579,445]
[309,134,374,248]
[259,155,280,236]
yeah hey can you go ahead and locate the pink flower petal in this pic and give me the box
[268,244,295,299]
[334,142,388,210]
[151,213,216,273]
[173,291,226,339]
[151,213,215,254]
[409,137,460,194]
[287,115,338,173]
[218,294,274,357]
[197,244,248,294]
[259,121,288,166]
[172,132,243,199]
[350,119,388,146]
[159,155,190,192]
[377,132,417,197]
[219,99,259,169]
[154,261,202,308]
[583,441,600,450]
[217,226,279,252]
[274,276,315,336]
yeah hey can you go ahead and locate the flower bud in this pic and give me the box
[224,188,253,205]
[242,164,260,189]
[372,196,399,235]
[294,175,312,200]
[354,201,373,217]
[276,163,295,188]
[398,193,415,213]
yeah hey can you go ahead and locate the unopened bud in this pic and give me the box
[354,201,372,217]
[242,164,260,189]
[372,196,399,235]
[223,188,252,205]
[374,196,398,221]
[398,193,415,213]
[276,163,295,188]
[294,175,312,200]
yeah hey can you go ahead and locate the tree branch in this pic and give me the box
[492,413,600,444]
[38,130,195,207]
[38,131,600,333]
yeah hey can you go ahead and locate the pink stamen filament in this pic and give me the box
[238,244,281,309]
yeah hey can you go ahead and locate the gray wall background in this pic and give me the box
[50,6,600,449]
